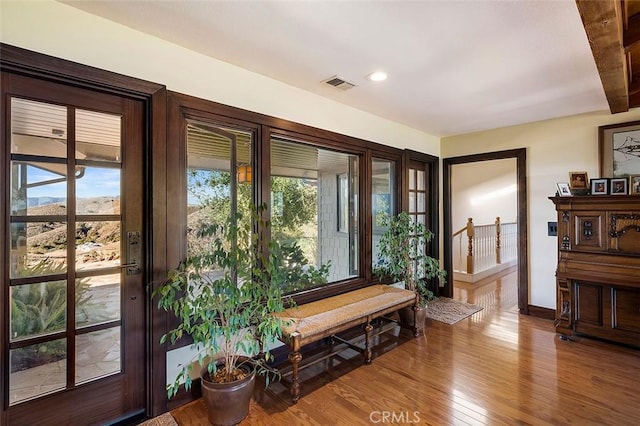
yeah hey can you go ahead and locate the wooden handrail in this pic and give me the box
[452,216,516,274]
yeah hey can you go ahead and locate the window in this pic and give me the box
[168,93,439,305]
[270,137,359,290]
[186,122,253,265]
[372,158,396,266]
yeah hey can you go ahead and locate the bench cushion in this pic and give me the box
[276,285,415,348]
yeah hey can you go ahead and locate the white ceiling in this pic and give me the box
[64,0,609,137]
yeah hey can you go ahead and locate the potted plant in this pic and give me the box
[154,209,293,426]
[373,211,446,331]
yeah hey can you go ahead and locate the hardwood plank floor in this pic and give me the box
[171,271,640,425]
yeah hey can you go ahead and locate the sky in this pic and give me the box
[25,165,121,200]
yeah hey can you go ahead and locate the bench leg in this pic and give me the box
[289,351,302,404]
[364,322,373,364]
[412,306,420,338]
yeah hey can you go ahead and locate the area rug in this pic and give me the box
[139,412,178,426]
[425,297,483,324]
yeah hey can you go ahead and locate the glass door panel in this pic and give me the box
[75,274,121,327]
[9,339,67,404]
[3,72,145,424]
[6,95,127,405]
[75,328,121,384]
[10,280,67,341]
[11,98,67,159]
[76,167,121,215]
[75,109,122,163]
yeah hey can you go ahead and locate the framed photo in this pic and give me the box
[630,174,640,195]
[590,178,608,195]
[568,171,589,195]
[610,177,628,195]
[599,120,640,178]
[556,182,572,196]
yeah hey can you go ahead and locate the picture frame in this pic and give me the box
[630,174,640,195]
[590,178,608,195]
[599,120,640,178]
[556,182,572,196]
[568,171,589,195]
[610,177,628,195]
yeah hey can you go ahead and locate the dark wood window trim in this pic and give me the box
[442,148,529,314]
[166,92,411,307]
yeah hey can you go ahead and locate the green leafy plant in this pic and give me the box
[11,259,93,372]
[373,211,445,307]
[155,206,309,398]
[273,242,330,293]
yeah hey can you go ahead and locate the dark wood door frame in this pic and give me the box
[442,148,529,314]
[0,43,168,420]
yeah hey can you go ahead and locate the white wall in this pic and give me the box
[0,0,440,156]
[451,159,517,231]
[442,109,640,308]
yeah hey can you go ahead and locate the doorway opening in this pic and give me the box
[443,149,528,314]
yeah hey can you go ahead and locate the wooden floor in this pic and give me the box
[171,270,640,425]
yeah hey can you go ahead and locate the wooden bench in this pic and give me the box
[274,284,418,403]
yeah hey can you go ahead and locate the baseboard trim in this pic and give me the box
[527,305,555,320]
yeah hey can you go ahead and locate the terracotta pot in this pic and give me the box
[398,306,427,336]
[200,363,256,426]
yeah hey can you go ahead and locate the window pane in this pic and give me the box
[76,167,121,215]
[372,158,395,266]
[10,281,67,341]
[271,138,358,290]
[11,98,67,158]
[10,339,67,405]
[409,169,416,190]
[186,122,253,266]
[76,274,121,328]
[75,221,121,272]
[409,192,416,213]
[10,161,67,216]
[417,192,425,212]
[417,170,425,190]
[76,109,122,162]
[76,327,121,384]
[10,222,67,279]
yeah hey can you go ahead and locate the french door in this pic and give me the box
[1,73,146,424]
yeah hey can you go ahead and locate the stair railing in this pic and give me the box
[453,217,517,274]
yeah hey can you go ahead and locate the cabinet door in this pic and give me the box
[612,287,640,334]
[575,282,603,327]
[572,212,605,251]
[608,212,640,254]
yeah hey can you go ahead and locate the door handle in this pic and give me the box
[124,231,141,275]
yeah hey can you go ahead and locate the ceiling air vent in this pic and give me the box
[323,75,356,91]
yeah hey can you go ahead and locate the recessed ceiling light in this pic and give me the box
[368,71,388,82]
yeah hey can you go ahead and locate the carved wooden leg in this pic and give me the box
[364,322,373,364]
[289,351,302,404]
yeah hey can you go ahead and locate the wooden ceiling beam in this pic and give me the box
[575,0,629,113]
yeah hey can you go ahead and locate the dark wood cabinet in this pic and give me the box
[550,195,640,347]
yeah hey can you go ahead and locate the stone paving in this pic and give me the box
[9,283,121,405]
